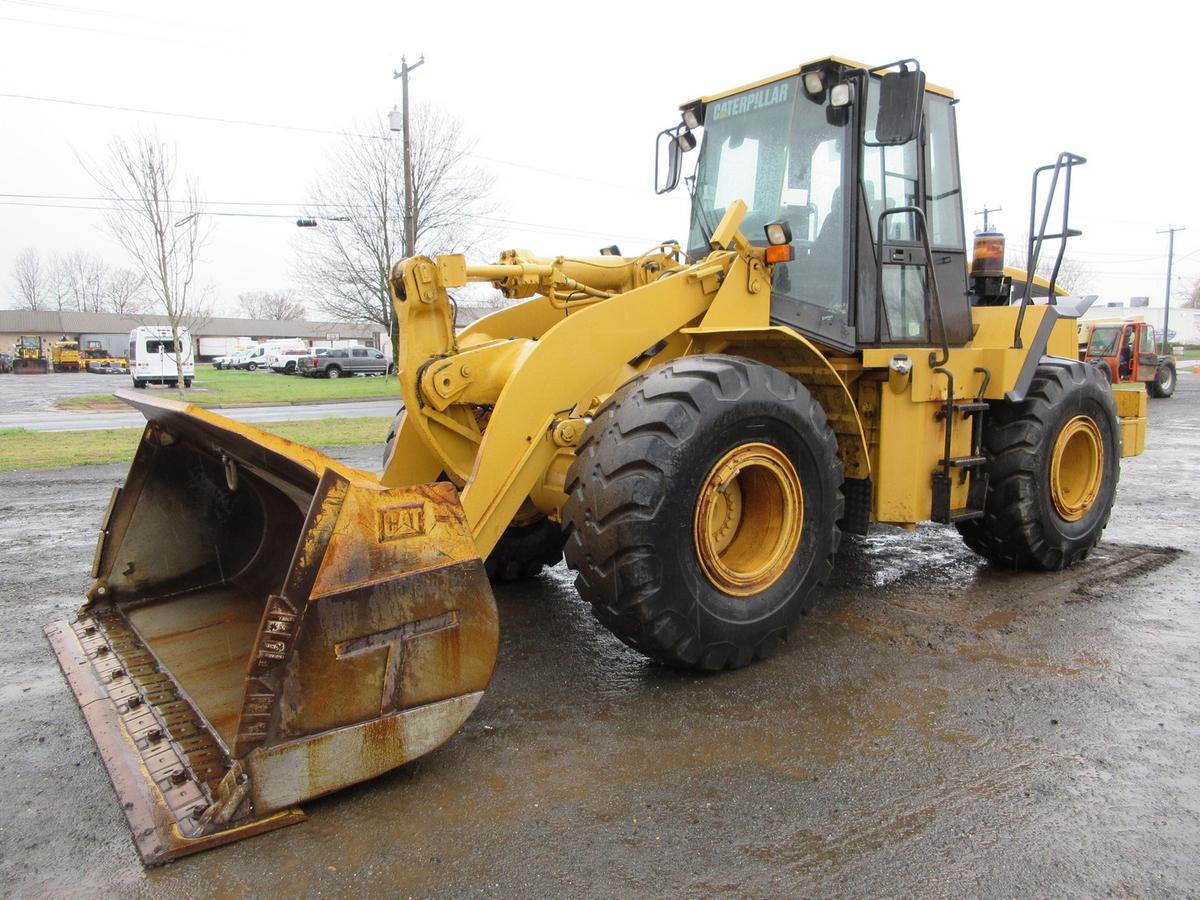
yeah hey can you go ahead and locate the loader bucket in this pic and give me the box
[13,356,49,374]
[45,391,498,865]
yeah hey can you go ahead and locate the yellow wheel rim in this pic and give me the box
[693,442,803,596]
[1049,415,1105,522]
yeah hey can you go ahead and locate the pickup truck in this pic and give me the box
[296,346,391,378]
[268,348,311,374]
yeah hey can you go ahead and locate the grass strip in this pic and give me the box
[55,366,400,410]
[0,417,393,473]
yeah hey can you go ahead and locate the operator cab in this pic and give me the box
[661,57,970,354]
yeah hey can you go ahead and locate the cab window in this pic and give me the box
[924,96,965,250]
[1139,327,1156,353]
[1088,327,1119,356]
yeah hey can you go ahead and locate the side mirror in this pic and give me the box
[874,67,925,145]
[655,125,695,195]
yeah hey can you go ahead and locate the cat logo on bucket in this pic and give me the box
[378,503,427,542]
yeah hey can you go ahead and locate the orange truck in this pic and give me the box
[1079,319,1176,398]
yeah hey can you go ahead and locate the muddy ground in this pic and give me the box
[0,378,1196,898]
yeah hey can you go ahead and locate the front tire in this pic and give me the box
[957,363,1120,570]
[562,356,843,671]
[1148,362,1176,398]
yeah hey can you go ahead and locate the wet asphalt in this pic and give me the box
[0,376,1196,898]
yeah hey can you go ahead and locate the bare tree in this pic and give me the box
[1182,276,1200,310]
[104,267,149,315]
[57,250,110,312]
[92,130,209,394]
[238,289,307,321]
[296,106,494,357]
[1007,236,1093,296]
[10,247,48,310]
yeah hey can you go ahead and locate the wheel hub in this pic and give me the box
[1049,415,1104,522]
[693,443,803,596]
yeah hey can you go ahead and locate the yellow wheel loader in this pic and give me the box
[13,335,49,374]
[46,57,1147,865]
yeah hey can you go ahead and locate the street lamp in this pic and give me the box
[296,215,351,227]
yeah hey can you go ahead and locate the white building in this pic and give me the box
[1079,301,1200,347]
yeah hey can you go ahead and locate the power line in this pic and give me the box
[0,12,219,47]
[1,0,196,27]
[0,198,665,245]
[0,92,646,194]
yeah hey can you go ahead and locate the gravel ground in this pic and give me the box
[0,377,1196,898]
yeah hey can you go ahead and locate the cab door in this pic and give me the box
[1134,325,1159,383]
[857,86,970,347]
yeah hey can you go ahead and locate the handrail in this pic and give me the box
[1013,152,1086,348]
[874,205,950,367]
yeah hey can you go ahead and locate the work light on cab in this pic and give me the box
[764,221,794,263]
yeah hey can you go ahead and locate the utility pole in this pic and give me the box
[392,54,424,259]
[974,204,1002,233]
[1157,225,1185,355]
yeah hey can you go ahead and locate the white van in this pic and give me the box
[237,339,305,372]
[129,325,195,389]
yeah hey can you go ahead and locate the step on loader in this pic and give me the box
[47,56,1147,864]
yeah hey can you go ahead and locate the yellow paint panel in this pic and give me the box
[1119,416,1147,457]
[873,382,972,525]
[686,56,954,108]
[1112,385,1147,458]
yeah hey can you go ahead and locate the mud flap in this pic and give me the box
[46,391,498,865]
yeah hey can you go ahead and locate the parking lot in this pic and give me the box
[0,370,133,415]
[0,377,1196,897]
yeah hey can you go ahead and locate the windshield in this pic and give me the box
[688,76,850,315]
[1087,326,1119,356]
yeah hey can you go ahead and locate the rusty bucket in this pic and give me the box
[46,391,497,864]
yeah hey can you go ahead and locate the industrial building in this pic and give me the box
[0,310,385,361]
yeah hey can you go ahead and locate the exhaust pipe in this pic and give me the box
[46,391,498,864]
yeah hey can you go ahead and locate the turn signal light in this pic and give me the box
[764,244,794,264]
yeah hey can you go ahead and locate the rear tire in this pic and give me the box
[327,365,341,379]
[957,363,1119,570]
[381,406,565,581]
[183,377,193,388]
[133,378,146,389]
[485,518,565,581]
[1148,362,1176,398]
[562,356,843,671]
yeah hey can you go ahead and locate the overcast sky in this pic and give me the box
[2,0,1197,315]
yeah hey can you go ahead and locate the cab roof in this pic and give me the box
[684,56,954,109]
